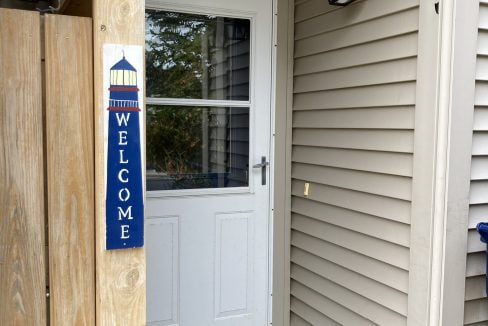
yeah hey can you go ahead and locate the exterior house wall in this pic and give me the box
[465,1,488,324]
[289,0,419,324]
[4,0,488,324]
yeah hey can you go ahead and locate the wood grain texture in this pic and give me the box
[45,14,95,326]
[0,8,46,325]
[93,0,146,325]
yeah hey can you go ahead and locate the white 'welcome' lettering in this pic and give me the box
[118,206,133,220]
[116,112,131,126]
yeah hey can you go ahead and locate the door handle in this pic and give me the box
[253,156,269,185]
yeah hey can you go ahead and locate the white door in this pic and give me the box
[144,0,273,325]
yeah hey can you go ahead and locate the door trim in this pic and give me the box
[270,0,294,325]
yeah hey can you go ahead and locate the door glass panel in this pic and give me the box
[146,105,249,190]
[145,10,251,101]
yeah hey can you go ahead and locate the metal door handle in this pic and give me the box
[253,156,269,185]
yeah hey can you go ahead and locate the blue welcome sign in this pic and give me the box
[103,44,144,250]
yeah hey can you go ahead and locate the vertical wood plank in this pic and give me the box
[93,1,146,325]
[44,14,95,326]
[0,8,47,325]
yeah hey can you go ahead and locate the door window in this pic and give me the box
[145,10,251,191]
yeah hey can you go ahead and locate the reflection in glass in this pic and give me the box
[146,105,249,190]
[145,10,250,100]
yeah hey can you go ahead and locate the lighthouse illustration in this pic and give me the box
[105,52,144,250]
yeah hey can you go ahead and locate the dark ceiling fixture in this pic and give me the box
[328,0,358,6]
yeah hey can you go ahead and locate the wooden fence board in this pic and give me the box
[93,0,146,324]
[0,8,47,325]
[45,14,95,326]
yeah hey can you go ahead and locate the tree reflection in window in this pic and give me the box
[146,105,250,190]
[145,10,250,100]
[145,10,251,190]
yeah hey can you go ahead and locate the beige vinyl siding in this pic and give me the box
[290,0,419,324]
[465,2,488,324]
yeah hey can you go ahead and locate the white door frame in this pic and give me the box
[270,0,294,325]
[145,0,278,324]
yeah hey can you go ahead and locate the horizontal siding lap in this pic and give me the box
[467,229,485,253]
[291,0,417,323]
[292,106,415,130]
[466,9,488,324]
[291,180,411,224]
[465,276,486,301]
[290,312,312,326]
[466,252,486,277]
[475,81,488,106]
[471,157,488,180]
[476,57,488,81]
[469,204,488,228]
[294,0,338,23]
[295,8,419,58]
[291,162,412,200]
[480,3,488,30]
[291,265,407,325]
[473,107,488,130]
[292,128,414,153]
[472,132,488,155]
[293,82,417,110]
[465,322,488,326]
[294,0,419,40]
[294,58,417,93]
[469,180,488,204]
[291,249,408,316]
[292,230,409,293]
[291,280,377,325]
[290,297,338,326]
[291,196,410,246]
[292,146,414,177]
[290,311,313,326]
[478,30,488,55]
[464,299,488,325]
[291,214,410,269]
[294,32,418,76]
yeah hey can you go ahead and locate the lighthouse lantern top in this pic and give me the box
[110,56,137,87]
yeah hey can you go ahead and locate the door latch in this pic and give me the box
[253,156,269,185]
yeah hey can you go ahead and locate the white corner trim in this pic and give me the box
[416,0,479,325]
[434,0,479,325]
[409,0,479,325]
[428,0,456,323]
[408,0,440,323]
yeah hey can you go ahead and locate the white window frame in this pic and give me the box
[144,4,258,198]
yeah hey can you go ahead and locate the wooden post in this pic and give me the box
[45,14,96,325]
[0,9,46,325]
[93,0,146,324]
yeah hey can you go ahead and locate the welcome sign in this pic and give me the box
[103,44,144,250]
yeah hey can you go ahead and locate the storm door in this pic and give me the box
[145,0,273,325]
